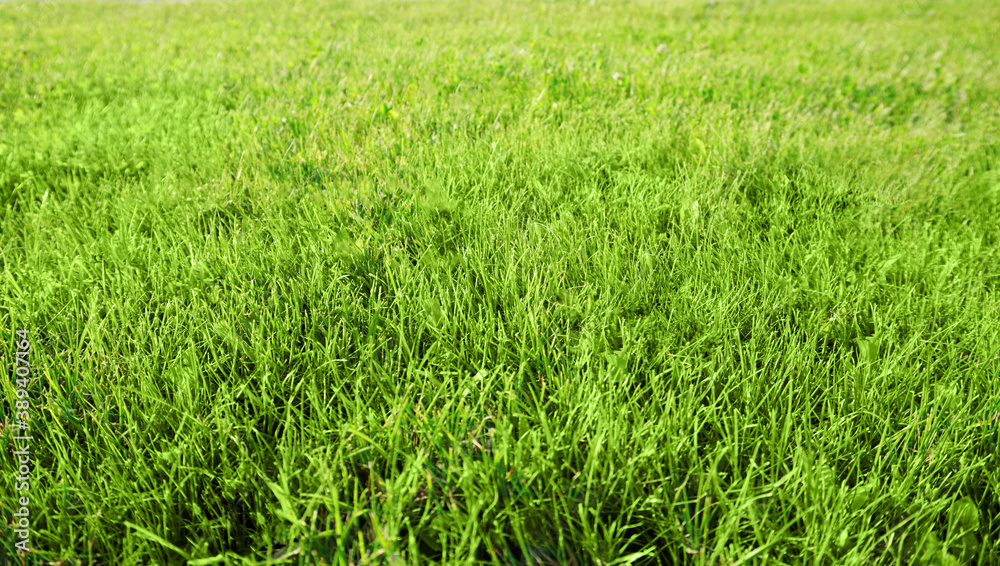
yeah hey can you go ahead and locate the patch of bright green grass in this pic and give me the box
[2,0,999,564]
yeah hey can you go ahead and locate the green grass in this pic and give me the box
[2,0,999,564]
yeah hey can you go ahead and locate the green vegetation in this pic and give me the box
[2,0,999,564]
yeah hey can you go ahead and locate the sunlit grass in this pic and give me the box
[1,0,999,564]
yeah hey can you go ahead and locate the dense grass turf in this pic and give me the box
[2,0,1000,563]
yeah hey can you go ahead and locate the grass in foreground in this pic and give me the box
[1,0,1000,564]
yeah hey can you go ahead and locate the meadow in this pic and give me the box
[1,0,999,564]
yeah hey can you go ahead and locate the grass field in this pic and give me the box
[2,0,1000,564]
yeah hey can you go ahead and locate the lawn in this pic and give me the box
[1,0,999,564]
